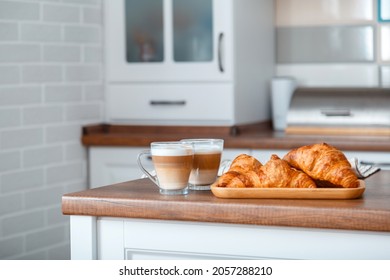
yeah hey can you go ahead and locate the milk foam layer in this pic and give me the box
[152,147,193,156]
[194,146,222,153]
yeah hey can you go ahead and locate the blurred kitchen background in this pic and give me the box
[0,0,389,259]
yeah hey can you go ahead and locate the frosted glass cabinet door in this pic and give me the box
[173,0,213,62]
[125,0,164,62]
[125,0,213,63]
[105,0,233,82]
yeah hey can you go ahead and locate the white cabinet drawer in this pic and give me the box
[89,147,153,188]
[222,149,251,161]
[251,149,289,163]
[107,83,234,125]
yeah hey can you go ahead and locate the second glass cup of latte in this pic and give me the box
[180,139,224,190]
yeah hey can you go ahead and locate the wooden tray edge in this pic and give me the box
[210,180,365,200]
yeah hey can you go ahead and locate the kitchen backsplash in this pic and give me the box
[275,0,390,87]
[0,0,104,260]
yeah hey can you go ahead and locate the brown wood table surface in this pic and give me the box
[81,123,390,152]
[62,170,390,232]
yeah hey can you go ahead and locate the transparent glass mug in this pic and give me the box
[137,142,194,195]
[180,139,224,190]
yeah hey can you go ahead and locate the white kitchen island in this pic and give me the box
[63,172,390,260]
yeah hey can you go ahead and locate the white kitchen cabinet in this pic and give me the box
[105,0,234,82]
[71,216,390,260]
[104,0,274,125]
[106,83,235,125]
[221,148,251,161]
[88,147,250,188]
[251,149,290,163]
[88,147,152,188]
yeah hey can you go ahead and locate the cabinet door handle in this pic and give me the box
[149,100,186,106]
[218,32,224,73]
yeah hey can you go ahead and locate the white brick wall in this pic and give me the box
[0,0,104,259]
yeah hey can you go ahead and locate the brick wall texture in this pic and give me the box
[0,0,104,259]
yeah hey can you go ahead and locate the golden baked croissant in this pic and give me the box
[282,143,359,188]
[229,154,262,173]
[212,154,262,188]
[212,154,316,188]
[257,155,316,188]
[212,170,262,188]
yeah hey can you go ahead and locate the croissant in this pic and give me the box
[229,154,262,173]
[212,154,316,188]
[212,170,262,188]
[282,143,359,188]
[257,155,316,188]
[212,154,262,188]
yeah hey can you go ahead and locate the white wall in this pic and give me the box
[0,0,104,259]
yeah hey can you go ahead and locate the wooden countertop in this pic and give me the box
[62,171,390,232]
[81,123,390,151]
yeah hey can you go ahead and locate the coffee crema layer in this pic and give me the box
[189,151,222,185]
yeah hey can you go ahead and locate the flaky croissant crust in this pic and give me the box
[213,154,262,188]
[212,154,316,188]
[229,154,262,174]
[282,143,359,188]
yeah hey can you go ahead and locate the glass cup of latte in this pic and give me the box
[180,139,224,190]
[137,141,194,195]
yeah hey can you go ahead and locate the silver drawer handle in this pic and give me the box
[321,108,351,117]
[149,100,186,106]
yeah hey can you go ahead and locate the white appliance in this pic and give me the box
[286,87,390,135]
[271,77,297,131]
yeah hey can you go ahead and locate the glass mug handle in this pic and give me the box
[137,150,158,186]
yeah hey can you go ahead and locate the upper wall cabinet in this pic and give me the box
[104,0,274,126]
[105,0,233,82]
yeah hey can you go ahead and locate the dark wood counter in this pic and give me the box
[81,123,390,151]
[62,170,390,232]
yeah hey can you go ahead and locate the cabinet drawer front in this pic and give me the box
[107,84,234,124]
